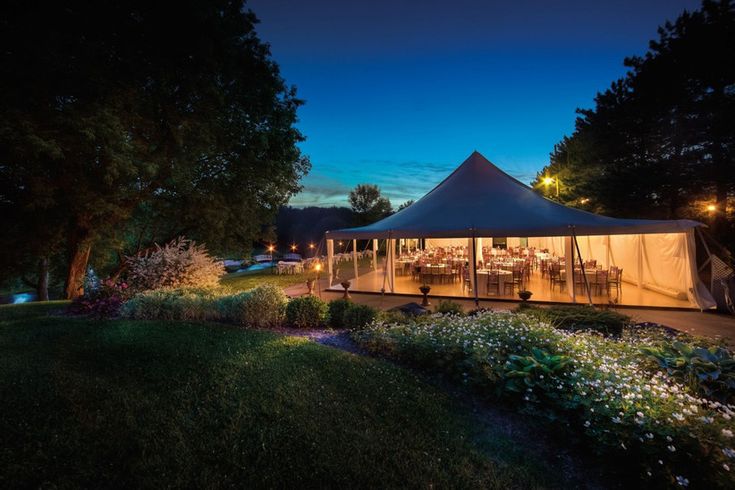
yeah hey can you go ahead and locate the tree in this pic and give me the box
[533,0,735,248]
[397,200,415,211]
[0,0,309,298]
[348,184,393,225]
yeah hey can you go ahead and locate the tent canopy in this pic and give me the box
[326,152,703,240]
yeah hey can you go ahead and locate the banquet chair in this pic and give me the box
[608,267,623,297]
[549,263,563,291]
[432,266,442,284]
[593,270,608,295]
[486,271,500,295]
[462,269,471,293]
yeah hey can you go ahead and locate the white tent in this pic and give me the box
[326,152,715,309]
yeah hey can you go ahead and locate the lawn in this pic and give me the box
[221,256,375,292]
[0,302,562,488]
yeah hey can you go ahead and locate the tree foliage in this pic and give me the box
[533,0,735,248]
[0,0,309,298]
[348,184,392,226]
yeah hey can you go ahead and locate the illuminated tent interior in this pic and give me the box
[325,152,716,309]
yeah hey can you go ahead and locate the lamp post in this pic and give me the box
[267,244,276,274]
[543,176,559,198]
[314,263,322,298]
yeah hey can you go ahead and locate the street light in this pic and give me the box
[543,176,559,198]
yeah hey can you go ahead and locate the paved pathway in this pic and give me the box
[283,280,735,344]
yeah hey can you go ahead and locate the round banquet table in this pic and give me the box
[476,269,513,295]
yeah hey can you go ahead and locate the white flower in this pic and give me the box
[723,429,734,438]
[584,420,591,428]
[668,445,677,452]
[723,448,735,459]
[675,475,689,487]
[723,463,730,472]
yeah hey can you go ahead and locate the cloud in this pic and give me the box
[288,157,533,208]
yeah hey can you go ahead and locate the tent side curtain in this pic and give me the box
[396,233,715,309]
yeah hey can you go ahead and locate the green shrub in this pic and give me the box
[286,296,328,328]
[238,284,288,328]
[327,299,352,328]
[434,300,464,316]
[343,303,379,330]
[517,304,629,335]
[120,288,221,321]
[214,291,252,322]
[379,309,410,324]
[641,341,735,403]
[121,285,288,328]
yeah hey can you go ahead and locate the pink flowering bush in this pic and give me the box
[353,311,735,488]
[126,237,225,291]
[70,279,132,318]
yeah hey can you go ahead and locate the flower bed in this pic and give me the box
[352,311,735,487]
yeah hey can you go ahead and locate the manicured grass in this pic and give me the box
[0,303,559,488]
[220,256,374,291]
[220,266,313,291]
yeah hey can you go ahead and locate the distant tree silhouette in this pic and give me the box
[348,184,393,226]
[275,206,353,252]
[533,0,735,249]
[397,200,415,211]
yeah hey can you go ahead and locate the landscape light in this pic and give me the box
[291,244,297,251]
[706,204,717,212]
[315,263,322,272]
[267,245,275,253]
[543,177,554,186]
[580,198,590,204]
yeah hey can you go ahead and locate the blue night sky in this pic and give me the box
[249,0,701,208]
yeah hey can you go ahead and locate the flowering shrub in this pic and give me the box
[353,312,735,487]
[70,279,131,318]
[286,296,328,328]
[126,237,225,291]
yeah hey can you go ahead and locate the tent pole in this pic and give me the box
[352,239,358,280]
[372,238,378,271]
[471,228,479,307]
[380,238,388,294]
[326,238,334,287]
[571,228,593,305]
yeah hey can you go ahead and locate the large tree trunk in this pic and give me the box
[64,229,93,300]
[37,257,49,301]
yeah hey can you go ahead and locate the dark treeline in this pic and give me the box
[274,206,353,252]
[0,0,308,299]
[533,0,735,252]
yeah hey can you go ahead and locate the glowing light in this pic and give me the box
[290,244,297,251]
[267,245,275,253]
[315,263,322,272]
[309,243,315,249]
[580,198,590,204]
[338,241,343,246]
[706,204,717,212]
[542,177,554,186]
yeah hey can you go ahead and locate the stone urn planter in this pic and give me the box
[306,278,315,296]
[419,285,431,307]
[340,280,352,300]
[518,290,533,302]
